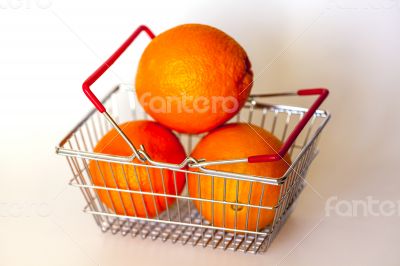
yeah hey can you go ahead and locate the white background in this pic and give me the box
[1,0,400,265]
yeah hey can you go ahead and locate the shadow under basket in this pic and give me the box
[56,83,330,254]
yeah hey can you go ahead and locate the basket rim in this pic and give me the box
[55,84,331,185]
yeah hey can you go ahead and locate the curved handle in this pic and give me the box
[80,26,328,166]
[82,25,155,112]
[248,88,329,163]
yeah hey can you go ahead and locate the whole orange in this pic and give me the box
[188,123,291,231]
[135,24,253,134]
[89,120,186,218]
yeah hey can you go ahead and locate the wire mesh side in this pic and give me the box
[64,137,320,253]
[59,85,329,254]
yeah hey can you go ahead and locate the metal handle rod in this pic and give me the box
[247,88,329,163]
[80,24,329,167]
[81,25,155,160]
[82,25,155,113]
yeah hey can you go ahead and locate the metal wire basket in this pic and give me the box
[55,25,330,254]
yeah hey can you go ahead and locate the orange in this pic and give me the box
[135,24,253,134]
[188,123,291,231]
[89,120,186,218]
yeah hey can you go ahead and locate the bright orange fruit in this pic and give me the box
[89,120,186,218]
[188,123,291,231]
[135,24,253,134]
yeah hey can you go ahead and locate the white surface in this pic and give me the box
[1,0,400,265]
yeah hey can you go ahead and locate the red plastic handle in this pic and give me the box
[82,25,155,113]
[248,88,329,163]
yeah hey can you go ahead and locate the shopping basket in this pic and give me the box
[55,25,330,254]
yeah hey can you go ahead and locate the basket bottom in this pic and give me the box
[83,184,303,254]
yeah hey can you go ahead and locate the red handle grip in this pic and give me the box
[248,88,329,163]
[82,25,155,113]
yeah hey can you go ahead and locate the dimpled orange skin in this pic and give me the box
[135,24,253,134]
[88,121,186,218]
[188,123,291,231]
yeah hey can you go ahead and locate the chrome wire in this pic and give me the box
[56,84,330,254]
